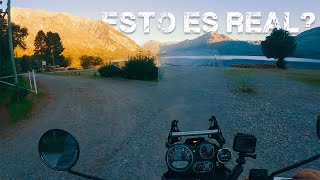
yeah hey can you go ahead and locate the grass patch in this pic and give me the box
[0,78,47,123]
[36,90,47,99]
[43,70,100,77]
[6,98,33,123]
[276,70,320,87]
[0,77,28,103]
[0,87,15,104]
[224,68,255,77]
[225,68,258,94]
[231,81,256,94]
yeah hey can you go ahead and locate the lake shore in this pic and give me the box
[162,56,320,70]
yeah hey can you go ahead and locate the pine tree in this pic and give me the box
[45,31,64,60]
[34,30,47,57]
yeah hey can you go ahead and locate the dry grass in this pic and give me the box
[276,70,320,87]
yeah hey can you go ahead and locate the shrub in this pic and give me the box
[123,55,158,81]
[80,55,103,69]
[98,64,123,77]
[16,56,42,73]
[231,81,256,94]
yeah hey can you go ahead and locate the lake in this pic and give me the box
[162,56,320,70]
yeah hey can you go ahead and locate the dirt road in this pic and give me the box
[0,66,319,179]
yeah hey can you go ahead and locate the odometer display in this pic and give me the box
[166,145,194,172]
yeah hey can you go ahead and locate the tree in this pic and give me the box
[34,30,47,57]
[55,55,70,67]
[33,31,69,67]
[45,31,65,67]
[0,15,28,77]
[17,56,41,73]
[60,55,72,67]
[80,55,103,69]
[261,28,297,69]
[92,56,103,66]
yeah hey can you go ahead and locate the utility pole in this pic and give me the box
[7,0,20,100]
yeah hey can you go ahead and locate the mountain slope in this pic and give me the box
[294,27,320,59]
[142,40,178,54]
[161,32,261,56]
[160,28,320,60]
[12,8,142,67]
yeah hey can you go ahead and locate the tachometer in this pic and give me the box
[166,145,194,172]
[199,143,215,159]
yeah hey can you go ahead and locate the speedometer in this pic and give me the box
[166,145,194,172]
[199,143,215,159]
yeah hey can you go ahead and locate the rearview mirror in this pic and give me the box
[38,129,80,171]
[233,133,257,154]
[317,115,320,139]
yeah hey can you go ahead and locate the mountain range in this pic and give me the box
[12,7,320,66]
[294,27,320,59]
[142,40,178,55]
[143,28,320,60]
[158,32,261,56]
[12,8,142,67]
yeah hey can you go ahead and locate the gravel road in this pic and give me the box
[0,66,319,180]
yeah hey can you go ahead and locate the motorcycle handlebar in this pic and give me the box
[171,129,220,137]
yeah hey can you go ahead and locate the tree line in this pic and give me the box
[18,30,70,72]
[33,30,69,68]
[0,14,28,77]
[1,13,70,76]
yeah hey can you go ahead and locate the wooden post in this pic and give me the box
[28,71,33,90]
[32,70,38,94]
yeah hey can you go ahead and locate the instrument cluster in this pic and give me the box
[166,142,231,173]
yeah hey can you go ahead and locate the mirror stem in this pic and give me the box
[269,153,320,179]
[68,169,105,180]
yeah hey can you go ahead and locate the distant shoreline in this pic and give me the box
[164,55,320,63]
[161,56,320,70]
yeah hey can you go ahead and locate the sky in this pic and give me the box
[5,0,320,45]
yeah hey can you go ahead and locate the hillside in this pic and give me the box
[159,28,320,60]
[11,8,142,67]
[160,32,261,56]
[294,27,320,59]
[142,40,178,55]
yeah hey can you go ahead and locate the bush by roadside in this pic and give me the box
[98,64,124,77]
[99,55,158,81]
[123,55,158,81]
[80,55,103,69]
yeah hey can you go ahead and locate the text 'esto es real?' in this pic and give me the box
[102,12,317,34]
